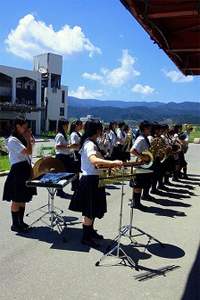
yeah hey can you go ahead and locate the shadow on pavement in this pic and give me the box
[181,244,200,300]
[144,206,187,218]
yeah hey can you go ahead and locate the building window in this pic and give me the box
[60,108,64,116]
[62,91,65,103]
[51,74,61,90]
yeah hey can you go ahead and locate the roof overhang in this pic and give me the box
[120,0,200,75]
[0,102,45,113]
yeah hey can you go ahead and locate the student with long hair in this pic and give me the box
[69,119,123,248]
[69,120,83,191]
[3,116,37,232]
[55,118,78,197]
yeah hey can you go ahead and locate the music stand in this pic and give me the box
[95,165,164,269]
[26,173,76,242]
[95,164,139,269]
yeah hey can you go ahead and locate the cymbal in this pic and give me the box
[33,157,66,178]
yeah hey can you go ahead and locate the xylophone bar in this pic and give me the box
[95,161,143,170]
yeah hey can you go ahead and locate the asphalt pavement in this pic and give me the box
[0,142,200,300]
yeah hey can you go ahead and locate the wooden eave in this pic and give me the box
[120,0,200,75]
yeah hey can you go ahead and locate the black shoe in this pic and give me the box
[91,230,104,240]
[81,237,100,248]
[56,191,69,198]
[11,224,28,233]
[182,175,189,180]
[151,189,163,195]
[165,181,173,186]
[172,177,180,182]
[157,185,169,191]
[19,222,31,230]
[141,194,155,201]
[134,204,148,211]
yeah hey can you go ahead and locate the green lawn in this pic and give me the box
[0,155,11,172]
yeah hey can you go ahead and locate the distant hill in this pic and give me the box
[67,97,200,124]
[68,96,165,108]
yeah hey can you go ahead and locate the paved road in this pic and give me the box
[0,143,200,300]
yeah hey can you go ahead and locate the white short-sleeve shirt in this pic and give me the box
[79,139,100,175]
[116,128,126,145]
[7,136,30,165]
[109,130,117,147]
[55,133,70,155]
[132,135,150,154]
[70,131,82,151]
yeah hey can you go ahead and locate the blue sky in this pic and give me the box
[0,0,200,103]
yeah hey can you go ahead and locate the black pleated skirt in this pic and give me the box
[69,175,107,219]
[3,161,37,203]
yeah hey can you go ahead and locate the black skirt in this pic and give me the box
[72,151,81,173]
[3,161,37,203]
[56,154,74,172]
[69,175,107,219]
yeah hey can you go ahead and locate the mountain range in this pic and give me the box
[68,96,200,124]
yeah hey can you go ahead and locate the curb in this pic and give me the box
[0,171,9,177]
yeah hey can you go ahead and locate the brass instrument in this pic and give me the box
[96,161,143,187]
[136,150,154,169]
[122,129,133,153]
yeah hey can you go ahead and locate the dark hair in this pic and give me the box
[118,122,126,129]
[174,124,182,134]
[109,121,117,131]
[151,122,162,137]
[69,120,82,135]
[12,115,28,146]
[103,126,109,132]
[135,120,151,139]
[139,120,151,132]
[168,130,174,136]
[161,124,169,130]
[179,133,186,140]
[80,119,103,148]
[124,124,129,132]
[57,118,69,140]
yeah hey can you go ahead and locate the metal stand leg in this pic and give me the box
[95,168,139,270]
[126,198,165,248]
[27,187,67,242]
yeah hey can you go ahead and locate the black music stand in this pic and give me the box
[26,173,76,242]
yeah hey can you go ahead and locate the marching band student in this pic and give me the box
[101,127,112,158]
[161,124,169,145]
[179,133,189,179]
[109,121,118,160]
[55,118,78,198]
[116,121,127,161]
[69,120,83,191]
[3,116,37,232]
[69,119,123,248]
[150,123,168,193]
[130,120,153,211]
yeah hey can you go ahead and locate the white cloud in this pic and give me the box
[162,69,194,83]
[69,86,104,99]
[131,84,154,95]
[82,49,140,87]
[82,72,105,83]
[5,14,101,60]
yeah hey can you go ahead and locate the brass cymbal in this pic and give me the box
[33,157,66,178]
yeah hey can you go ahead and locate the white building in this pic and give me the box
[0,53,68,135]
